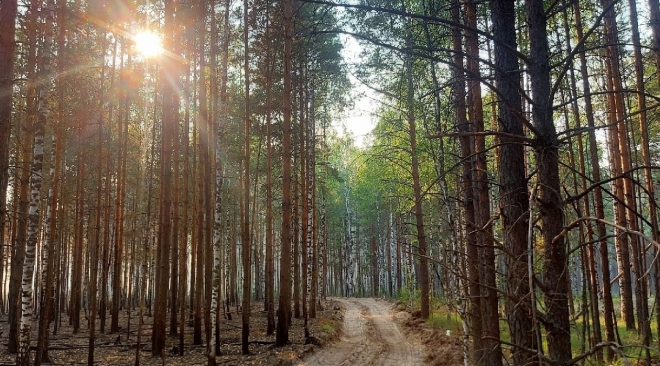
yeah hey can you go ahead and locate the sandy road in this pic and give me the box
[299,298,425,366]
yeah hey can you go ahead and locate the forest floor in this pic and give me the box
[0,300,342,366]
[0,297,464,365]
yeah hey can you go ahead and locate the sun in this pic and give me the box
[133,30,163,58]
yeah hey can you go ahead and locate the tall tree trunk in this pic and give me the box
[310,80,318,316]
[404,26,429,320]
[153,0,176,354]
[100,39,118,335]
[17,0,54,362]
[35,53,66,363]
[264,7,276,335]
[209,2,223,353]
[573,2,616,358]
[562,11,602,359]
[210,0,230,357]
[194,1,207,345]
[301,66,310,334]
[601,0,636,331]
[70,130,85,333]
[491,0,537,362]
[371,236,378,297]
[526,0,571,361]
[136,98,158,366]
[276,0,294,343]
[466,0,502,362]
[0,0,17,295]
[241,0,251,354]
[169,46,180,336]
[179,42,193,352]
[88,31,109,366]
[293,133,301,318]
[8,0,38,351]
[112,42,129,335]
[627,0,653,354]
[450,0,480,360]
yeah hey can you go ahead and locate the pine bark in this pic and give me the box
[627,0,653,352]
[241,0,252,353]
[573,2,616,357]
[600,0,637,331]
[404,26,429,320]
[152,0,176,355]
[491,0,540,362]
[451,0,480,359]
[526,0,571,361]
[276,0,293,343]
[264,7,276,335]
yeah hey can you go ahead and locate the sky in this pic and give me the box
[332,35,378,148]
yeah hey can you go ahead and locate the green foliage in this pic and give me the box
[318,317,337,336]
[427,310,462,335]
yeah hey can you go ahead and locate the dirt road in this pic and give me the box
[299,298,425,366]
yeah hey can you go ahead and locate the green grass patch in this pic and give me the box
[318,317,336,335]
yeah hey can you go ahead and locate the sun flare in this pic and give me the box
[133,31,163,58]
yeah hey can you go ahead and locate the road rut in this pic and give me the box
[299,298,425,366]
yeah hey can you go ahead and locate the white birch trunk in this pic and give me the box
[306,91,314,320]
[17,0,54,362]
[389,213,396,294]
[345,187,355,297]
[210,154,224,359]
[319,192,325,302]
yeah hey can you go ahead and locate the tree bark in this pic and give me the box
[572,2,616,358]
[404,25,429,320]
[17,0,54,362]
[152,0,176,355]
[526,0,572,361]
[0,0,17,292]
[8,0,39,351]
[276,0,293,343]
[241,0,252,353]
[264,6,276,335]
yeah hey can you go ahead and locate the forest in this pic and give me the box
[1,0,660,363]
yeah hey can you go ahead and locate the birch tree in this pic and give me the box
[17,0,55,363]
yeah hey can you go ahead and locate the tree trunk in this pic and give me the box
[264,7,276,335]
[561,11,602,359]
[600,0,636,331]
[465,2,502,362]
[308,78,317,318]
[490,0,538,362]
[526,0,572,361]
[194,3,207,344]
[276,0,293,343]
[8,0,38,351]
[0,0,17,296]
[35,62,65,364]
[99,39,118,335]
[403,28,429,319]
[627,0,653,354]
[17,0,54,362]
[241,0,252,353]
[179,42,193,353]
[572,1,616,358]
[152,0,175,354]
